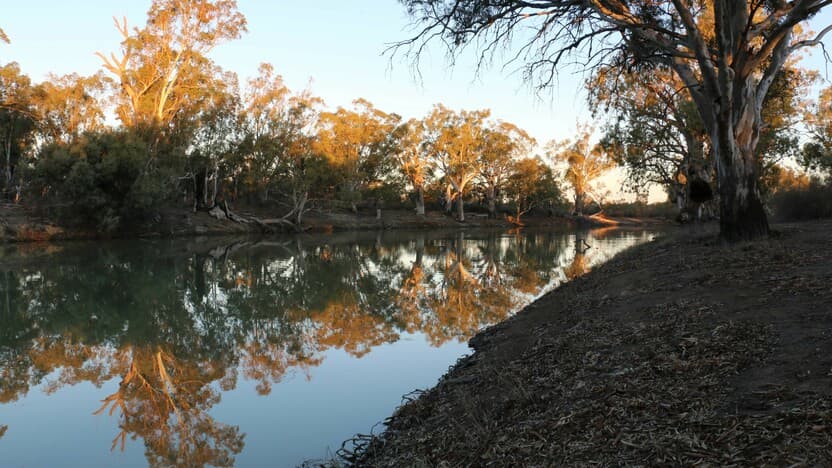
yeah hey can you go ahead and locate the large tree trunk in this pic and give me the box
[211,162,219,204]
[714,140,769,242]
[574,191,584,216]
[295,191,308,227]
[415,186,425,216]
[203,170,210,207]
[486,185,496,219]
[674,182,686,213]
[444,185,453,214]
[456,193,465,222]
[711,81,770,243]
[4,128,13,198]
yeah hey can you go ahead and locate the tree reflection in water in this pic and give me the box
[0,229,652,466]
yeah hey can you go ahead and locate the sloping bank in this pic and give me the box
[344,220,832,466]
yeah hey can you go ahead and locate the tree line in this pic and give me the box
[3,1,832,237]
[0,0,570,233]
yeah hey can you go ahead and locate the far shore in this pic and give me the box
[343,219,832,466]
[0,204,669,243]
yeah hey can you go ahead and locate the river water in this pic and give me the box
[0,227,656,467]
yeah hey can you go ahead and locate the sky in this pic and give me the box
[2,1,591,141]
[4,1,832,202]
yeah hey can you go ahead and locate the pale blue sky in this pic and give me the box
[4,1,832,201]
[2,0,592,144]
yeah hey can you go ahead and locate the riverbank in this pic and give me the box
[0,203,666,242]
[345,220,832,465]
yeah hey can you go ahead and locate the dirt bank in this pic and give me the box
[0,203,665,242]
[345,220,832,466]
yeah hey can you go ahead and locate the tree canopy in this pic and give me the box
[393,0,832,241]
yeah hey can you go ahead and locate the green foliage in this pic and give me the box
[505,157,564,217]
[29,130,173,231]
[0,62,38,198]
[801,141,832,176]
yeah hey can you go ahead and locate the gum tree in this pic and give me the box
[393,0,832,241]
[0,63,37,200]
[394,118,433,216]
[801,85,832,176]
[97,0,246,130]
[316,99,400,213]
[478,121,536,219]
[549,125,614,215]
[423,104,489,222]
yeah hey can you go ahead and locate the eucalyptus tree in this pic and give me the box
[97,0,247,132]
[316,99,401,213]
[237,63,293,201]
[32,72,107,147]
[594,61,813,210]
[393,0,832,241]
[549,125,614,215]
[801,85,832,177]
[274,90,329,227]
[505,157,562,223]
[0,63,37,200]
[187,70,241,208]
[478,121,536,218]
[423,104,489,221]
[589,65,708,213]
[238,63,326,226]
[394,118,433,215]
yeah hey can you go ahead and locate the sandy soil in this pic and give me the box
[345,220,832,466]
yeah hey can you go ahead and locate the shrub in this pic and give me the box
[28,130,175,231]
[769,179,832,221]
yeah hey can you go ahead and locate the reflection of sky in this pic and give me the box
[0,334,470,467]
[0,229,657,466]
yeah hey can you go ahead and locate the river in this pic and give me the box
[0,227,656,467]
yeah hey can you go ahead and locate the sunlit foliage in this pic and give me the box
[549,125,614,215]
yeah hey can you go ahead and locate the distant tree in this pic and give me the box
[757,66,816,175]
[590,65,708,214]
[423,104,489,221]
[549,125,614,216]
[393,0,832,241]
[0,62,37,200]
[505,157,562,223]
[237,63,327,226]
[478,121,535,219]
[32,72,106,147]
[273,90,329,227]
[802,85,832,177]
[187,70,241,208]
[237,63,293,201]
[97,0,246,131]
[394,118,433,216]
[316,99,400,213]
[764,164,812,195]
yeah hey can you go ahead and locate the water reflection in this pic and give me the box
[0,228,654,466]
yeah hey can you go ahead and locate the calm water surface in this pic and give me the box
[0,228,656,467]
